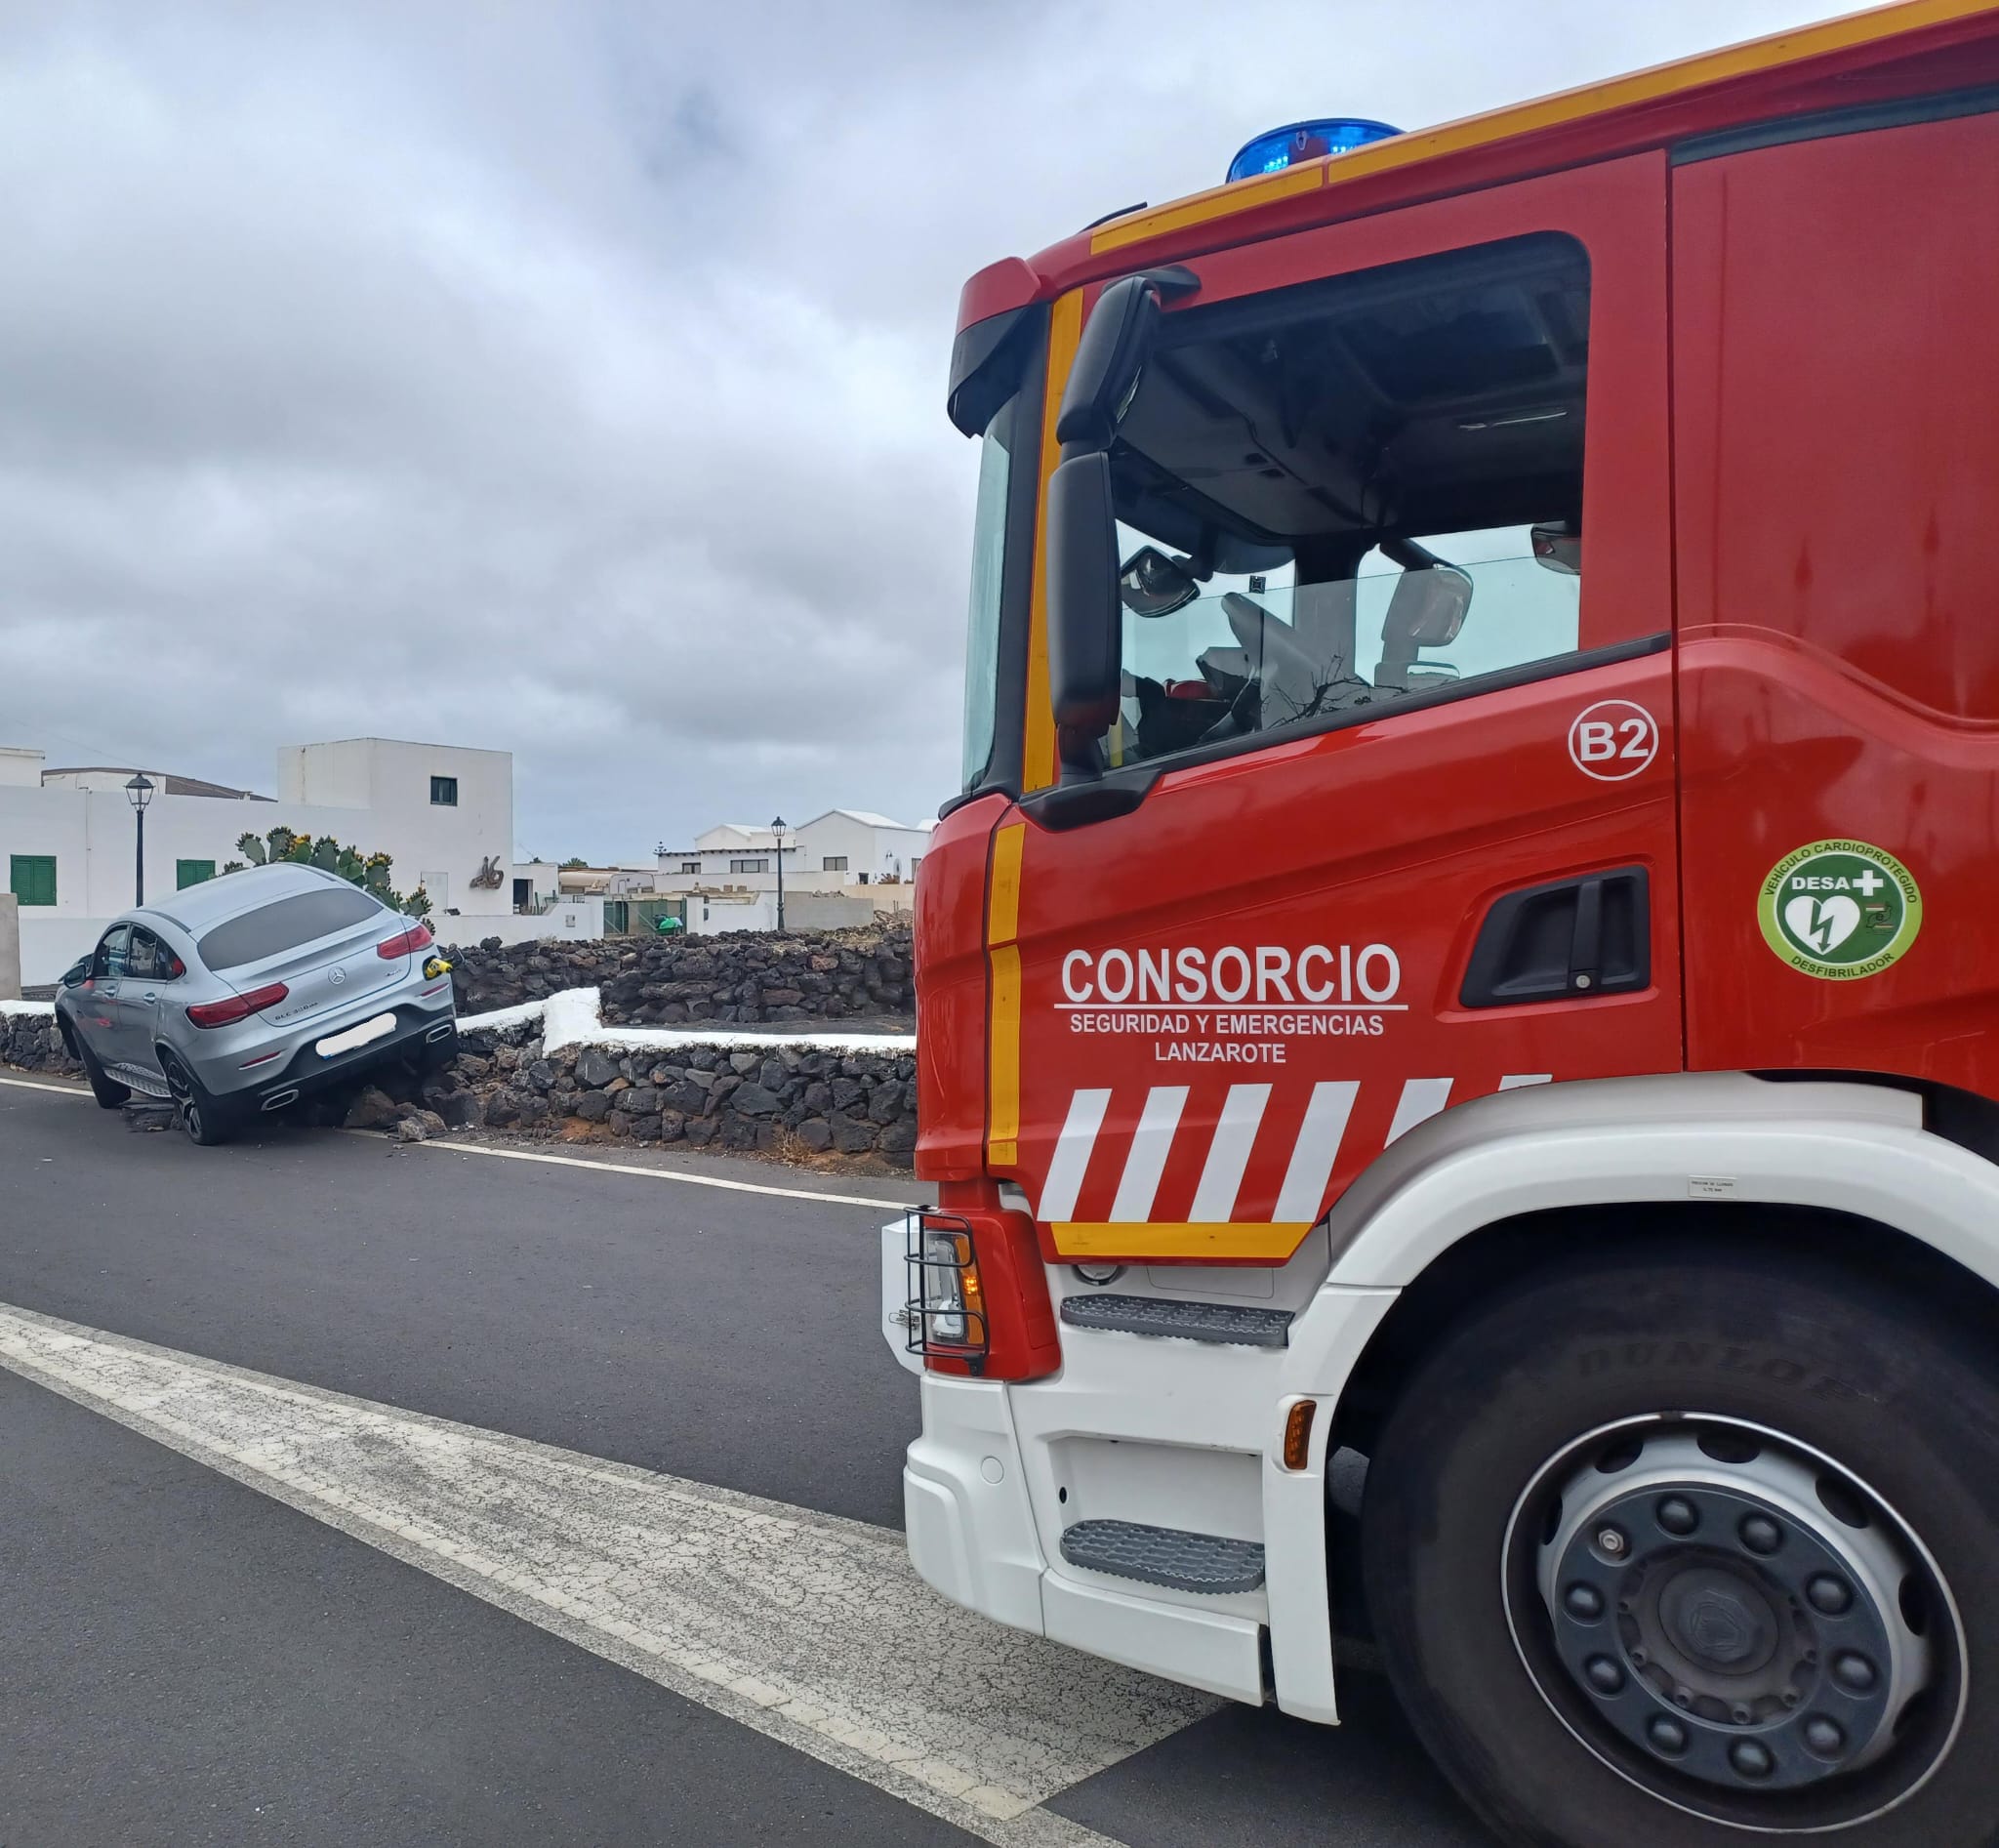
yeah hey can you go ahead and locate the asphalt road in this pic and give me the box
[0,1076,1492,1847]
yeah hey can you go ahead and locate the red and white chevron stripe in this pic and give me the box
[1031,1074,1552,1227]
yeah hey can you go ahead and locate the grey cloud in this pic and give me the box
[0,0,1856,859]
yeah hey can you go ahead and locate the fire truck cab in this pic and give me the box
[889,6,1999,1841]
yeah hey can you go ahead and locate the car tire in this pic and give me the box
[1360,1239,1999,1848]
[160,1049,238,1147]
[74,1036,132,1110]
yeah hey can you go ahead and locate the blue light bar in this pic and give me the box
[1226,118,1403,185]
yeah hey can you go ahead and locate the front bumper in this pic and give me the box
[904,1372,1046,1634]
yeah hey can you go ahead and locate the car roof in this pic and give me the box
[141,862,373,936]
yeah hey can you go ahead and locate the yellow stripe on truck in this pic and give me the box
[1051,1221,1315,1261]
[986,822,1027,1167]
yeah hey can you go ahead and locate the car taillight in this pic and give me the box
[185,982,289,1028]
[378,920,433,960]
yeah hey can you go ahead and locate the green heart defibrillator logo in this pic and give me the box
[1758,841,1922,980]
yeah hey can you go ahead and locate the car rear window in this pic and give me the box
[197,886,385,970]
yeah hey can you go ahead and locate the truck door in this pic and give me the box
[994,154,1680,1262]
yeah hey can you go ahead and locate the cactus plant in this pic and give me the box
[229,827,430,917]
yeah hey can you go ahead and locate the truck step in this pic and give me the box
[1059,1518,1266,1594]
[1059,1293,1292,1347]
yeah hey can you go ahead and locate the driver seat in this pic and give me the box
[1373,564,1473,692]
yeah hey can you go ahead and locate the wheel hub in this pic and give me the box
[1513,1419,1957,1821]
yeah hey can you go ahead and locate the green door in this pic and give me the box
[176,859,217,890]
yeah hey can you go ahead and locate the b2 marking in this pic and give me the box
[1568,700,1658,781]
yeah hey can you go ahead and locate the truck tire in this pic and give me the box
[1361,1242,1999,1847]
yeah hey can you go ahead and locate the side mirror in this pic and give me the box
[1047,452,1122,737]
[1054,275,1160,450]
[1119,546,1200,618]
[1531,522,1581,576]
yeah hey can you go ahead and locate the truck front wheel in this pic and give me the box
[1361,1242,1997,1847]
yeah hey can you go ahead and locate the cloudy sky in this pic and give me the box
[0,0,1864,863]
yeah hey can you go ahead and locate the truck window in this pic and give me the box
[1106,232,1590,769]
[960,392,1017,789]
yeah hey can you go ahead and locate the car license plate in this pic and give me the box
[317,1012,397,1058]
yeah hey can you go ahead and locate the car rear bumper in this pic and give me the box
[210,993,457,1112]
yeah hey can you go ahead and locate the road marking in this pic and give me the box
[0,1074,88,1098]
[403,1137,919,1211]
[0,1301,1206,1846]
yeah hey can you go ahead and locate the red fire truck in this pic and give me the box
[884,3,1999,1840]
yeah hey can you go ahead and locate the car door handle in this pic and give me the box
[142,991,157,1003]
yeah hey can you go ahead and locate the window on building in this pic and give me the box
[822,855,848,872]
[680,861,699,874]
[176,859,216,890]
[1103,233,1589,771]
[9,854,56,907]
[429,775,459,806]
[910,855,923,878]
[729,857,770,873]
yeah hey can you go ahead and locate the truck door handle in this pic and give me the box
[1460,867,1650,1007]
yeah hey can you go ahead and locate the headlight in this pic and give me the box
[921,1230,968,1342]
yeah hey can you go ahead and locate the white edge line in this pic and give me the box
[0,1304,1120,1848]
[0,1073,89,1098]
[403,1135,919,1211]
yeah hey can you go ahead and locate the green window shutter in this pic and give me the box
[9,855,57,906]
[176,859,217,890]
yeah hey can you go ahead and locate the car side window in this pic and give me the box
[128,928,178,981]
[93,924,131,980]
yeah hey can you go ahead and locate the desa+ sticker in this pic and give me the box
[1758,841,1921,980]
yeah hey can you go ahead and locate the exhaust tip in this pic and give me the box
[261,1088,301,1112]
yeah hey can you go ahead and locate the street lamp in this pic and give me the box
[124,773,154,905]
[770,814,788,933]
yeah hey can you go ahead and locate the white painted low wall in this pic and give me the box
[462,987,916,1056]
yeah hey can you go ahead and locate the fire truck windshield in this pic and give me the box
[1102,231,1590,769]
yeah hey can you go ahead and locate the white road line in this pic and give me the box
[0,1301,1198,1847]
[403,1137,918,1211]
[0,1073,88,1098]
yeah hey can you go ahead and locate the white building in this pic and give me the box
[1,736,515,982]
[654,810,934,897]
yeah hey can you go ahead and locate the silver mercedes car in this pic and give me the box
[55,862,457,1144]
